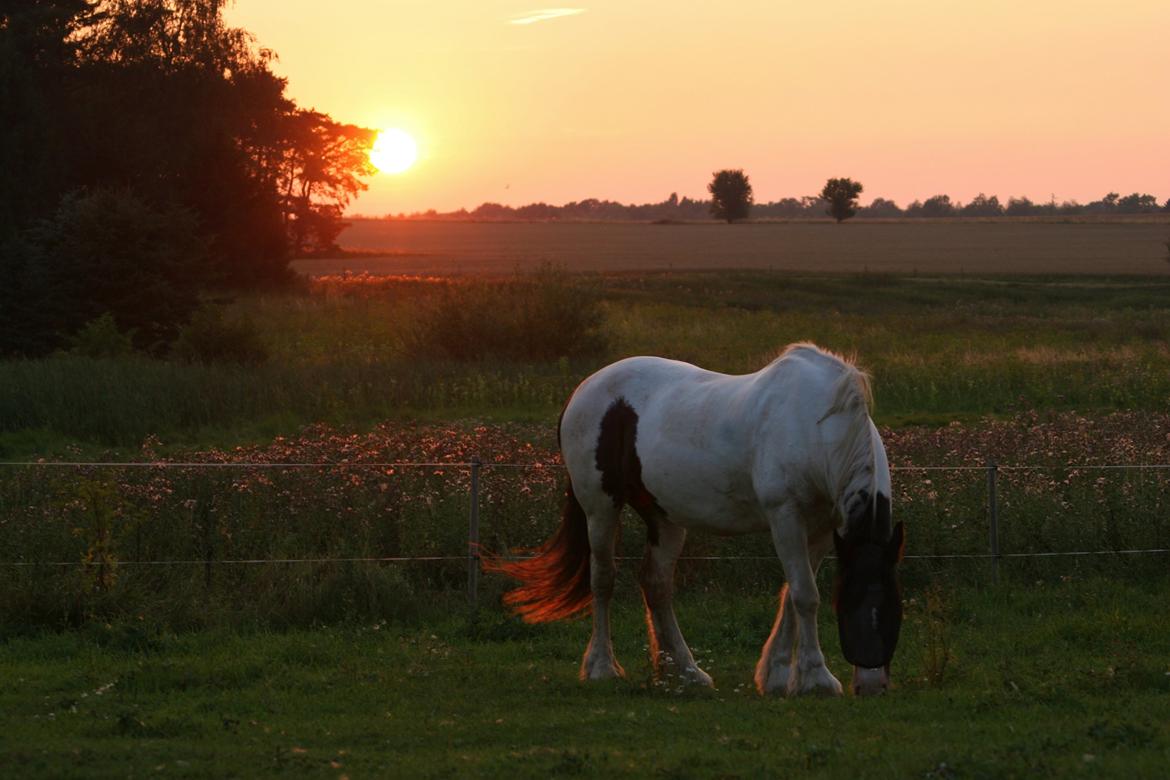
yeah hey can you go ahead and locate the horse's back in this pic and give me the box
[559,356,777,531]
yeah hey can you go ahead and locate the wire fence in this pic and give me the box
[3,458,1170,610]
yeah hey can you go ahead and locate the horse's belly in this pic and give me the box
[645,471,767,535]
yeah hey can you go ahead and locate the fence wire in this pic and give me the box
[2,460,1169,582]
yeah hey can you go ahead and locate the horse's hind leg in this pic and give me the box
[581,504,624,680]
[639,517,714,687]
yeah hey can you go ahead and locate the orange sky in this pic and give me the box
[226,1,1169,215]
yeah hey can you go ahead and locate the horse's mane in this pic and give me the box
[770,342,873,413]
[776,343,878,530]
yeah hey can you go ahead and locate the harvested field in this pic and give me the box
[297,218,1170,276]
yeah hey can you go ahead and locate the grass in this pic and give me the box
[3,579,1169,777]
[3,271,1170,455]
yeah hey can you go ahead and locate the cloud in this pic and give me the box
[509,8,586,25]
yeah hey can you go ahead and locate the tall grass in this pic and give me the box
[2,271,1169,453]
[1,459,1166,631]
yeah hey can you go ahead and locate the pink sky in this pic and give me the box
[227,1,1170,215]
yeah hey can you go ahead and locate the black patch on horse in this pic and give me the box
[846,489,892,541]
[595,397,665,545]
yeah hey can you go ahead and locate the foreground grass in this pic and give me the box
[3,579,1169,777]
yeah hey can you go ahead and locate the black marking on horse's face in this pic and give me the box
[833,509,904,669]
[595,397,665,545]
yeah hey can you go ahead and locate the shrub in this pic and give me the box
[172,306,268,365]
[67,313,138,359]
[0,187,208,356]
[405,265,608,362]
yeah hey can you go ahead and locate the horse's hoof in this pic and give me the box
[580,656,624,681]
[788,664,843,697]
[682,665,715,688]
[755,666,791,696]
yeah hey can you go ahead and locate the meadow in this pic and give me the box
[4,270,1170,454]
[4,582,1170,777]
[4,222,1170,775]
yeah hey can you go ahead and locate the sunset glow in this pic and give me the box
[369,129,418,175]
[226,0,1170,215]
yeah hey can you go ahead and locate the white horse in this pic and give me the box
[486,344,904,697]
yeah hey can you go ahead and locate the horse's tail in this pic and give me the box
[481,481,592,623]
[818,361,878,528]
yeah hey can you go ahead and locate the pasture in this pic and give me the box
[4,270,1170,455]
[5,582,1170,777]
[4,221,1170,776]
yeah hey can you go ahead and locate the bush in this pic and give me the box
[0,187,208,356]
[67,313,138,359]
[405,265,608,362]
[172,306,268,365]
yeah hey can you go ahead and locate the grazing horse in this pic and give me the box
[485,344,904,697]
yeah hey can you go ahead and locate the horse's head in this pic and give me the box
[833,511,904,696]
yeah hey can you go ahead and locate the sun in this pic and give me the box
[369,129,418,174]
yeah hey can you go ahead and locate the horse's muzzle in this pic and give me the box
[852,666,889,696]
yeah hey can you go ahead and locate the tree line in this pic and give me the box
[394,175,1168,223]
[0,0,375,357]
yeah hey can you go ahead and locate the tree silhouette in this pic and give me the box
[820,178,864,223]
[0,0,379,355]
[708,169,753,223]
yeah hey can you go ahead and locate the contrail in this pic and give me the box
[509,8,586,25]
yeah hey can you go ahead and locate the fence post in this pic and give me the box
[987,459,1000,584]
[467,457,481,609]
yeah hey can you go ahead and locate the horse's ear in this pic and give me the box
[886,521,905,564]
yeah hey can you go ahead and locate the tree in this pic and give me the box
[1005,197,1035,216]
[1116,193,1160,213]
[0,188,207,356]
[708,169,753,223]
[277,109,376,254]
[819,178,864,222]
[920,194,956,218]
[1,0,377,287]
[859,198,902,218]
[961,193,1004,217]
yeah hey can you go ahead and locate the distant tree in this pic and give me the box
[819,178,864,222]
[920,194,956,218]
[859,198,903,218]
[1005,197,1035,216]
[1116,193,1161,213]
[708,169,753,223]
[1084,192,1121,213]
[961,193,1004,217]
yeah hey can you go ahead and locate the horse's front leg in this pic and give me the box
[755,534,833,695]
[754,583,797,694]
[763,508,842,697]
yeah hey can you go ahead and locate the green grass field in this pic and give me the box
[4,224,1170,775]
[4,581,1169,777]
[3,271,1170,455]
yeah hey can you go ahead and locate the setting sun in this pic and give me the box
[369,128,418,174]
